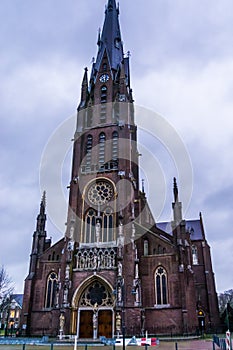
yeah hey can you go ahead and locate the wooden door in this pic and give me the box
[98,310,112,338]
[79,310,93,338]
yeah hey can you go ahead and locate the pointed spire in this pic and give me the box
[97,28,101,46]
[173,177,179,202]
[82,67,88,84]
[36,191,47,233]
[92,0,124,77]
[172,178,183,224]
[78,67,88,110]
[40,190,46,214]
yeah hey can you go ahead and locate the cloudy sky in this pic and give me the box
[1,0,233,294]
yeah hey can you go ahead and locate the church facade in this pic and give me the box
[20,0,220,338]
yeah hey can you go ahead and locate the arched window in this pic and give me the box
[86,135,93,167]
[87,106,93,127]
[155,266,168,305]
[84,209,97,243]
[100,86,107,123]
[45,272,57,309]
[192,245,198,265]
[112,131,118,161]
[101,85,107,103]
[99,133,106,165]
[102,208,114,242]
[144,239,149,256]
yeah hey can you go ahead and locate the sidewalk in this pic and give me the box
[157,339,213,349]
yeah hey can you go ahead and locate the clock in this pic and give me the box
[99,74,109,83]
[87,181,113,205]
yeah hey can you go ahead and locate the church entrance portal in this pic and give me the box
[77,279,114,339]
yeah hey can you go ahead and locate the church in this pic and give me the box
[20,0,220,338]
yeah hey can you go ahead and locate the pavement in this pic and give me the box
[155,339,214,349]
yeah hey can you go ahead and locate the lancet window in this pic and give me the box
[191,245,198,265]
[144,239,149,256]
[100,86,107,123]
[86,105,93,127]
[102,207,114,242]
[112,131,118,161]
[45,272,58,309]
[86,135,93,167]
[99,133,106,165]
[84,209,97,243]
[155,266,168,306]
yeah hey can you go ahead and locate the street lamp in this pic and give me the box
[114,277,125,350]
[121,279,126,350]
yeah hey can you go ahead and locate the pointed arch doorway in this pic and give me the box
[73,277,115,339]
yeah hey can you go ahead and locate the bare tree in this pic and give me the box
[218,289,233,314]
[0,265,14,312]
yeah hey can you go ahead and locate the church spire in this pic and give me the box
[36,191,46,233]
[92,0,123,78]
[78,67,88,110]
[173,177,179,202]
[172,178,183,223]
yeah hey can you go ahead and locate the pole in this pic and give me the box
[122,279,125,350]
[74,335,77,350]
[175,342,178,350]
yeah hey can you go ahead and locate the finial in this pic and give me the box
[41,191,46,208]
[173,177,178,202]
[97,28,101,46]
[117,2,120,14]
[142,179,145,193]
[39,191,46,216]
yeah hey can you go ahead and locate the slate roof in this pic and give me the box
[11,294,23,308]
[157,219,204,241]
[91,0,124,79]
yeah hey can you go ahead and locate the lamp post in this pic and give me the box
[114,277,126,350]
[226,302,232,350]
[121,279,126,350]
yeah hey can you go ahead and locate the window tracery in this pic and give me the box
[155,266,168,306]
[79,281,114,307]
[75,247,117,271]
[45,272,58,309]
[84,209,97,243]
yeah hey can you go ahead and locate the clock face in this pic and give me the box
[87,181,113,205]
[99,74,109,83]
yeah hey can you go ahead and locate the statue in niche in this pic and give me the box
[63,285,68,304]
[69,226,74,240]
[59,313,65,331]
[117,285,122,302]
[93,302,98,329]
[118,261,122,276]
[65,265,70,280]
[116,312,121,332]
[96,221,101,243]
